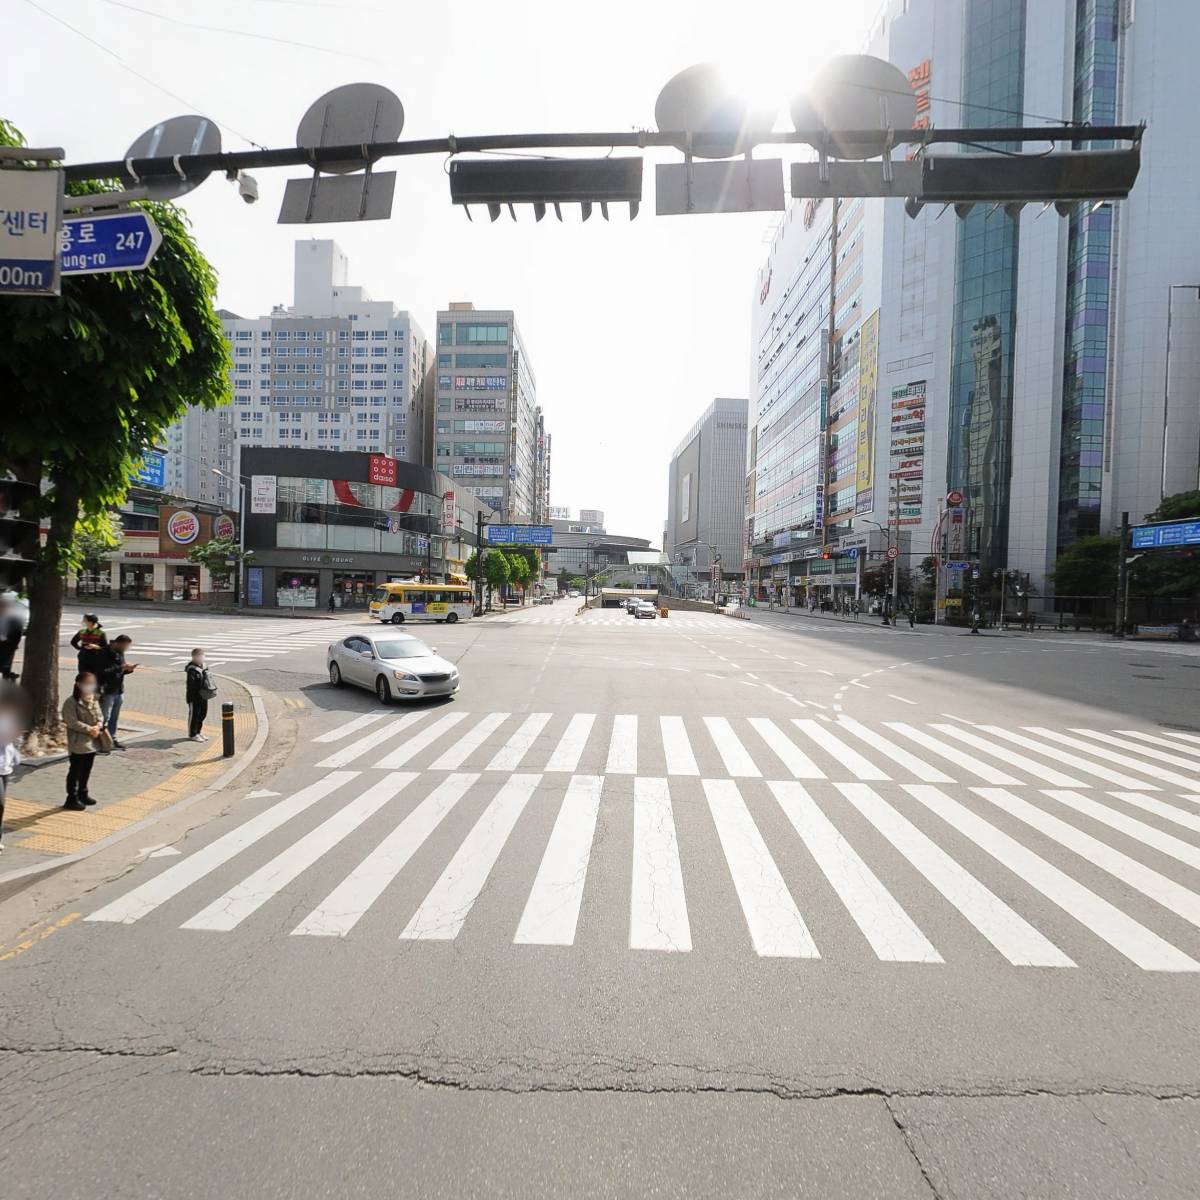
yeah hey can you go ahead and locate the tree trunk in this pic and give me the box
[22,473,81,742]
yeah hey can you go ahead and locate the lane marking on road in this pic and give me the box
[630,777,691,952]
[545,713,597,774]
[770,782,940,963]
[86,772,360,925]
[485,713,552,772]
[928,724,1086,788]
[401,774,542,941]
[888,694,917,706]
[182,773,418,932]
[792,719,888,782]
[314,713,390,744]
[294,773,477,937]
[660,716,700,776]
[835,717,954,783]
[704,716,762,778]
[0,913,81,962]
[514,775,604,946]
[705,779,817,958]
[905,785,1199,972]
[884,723,1021,786]
[432,712,510,771]
[976,725,1157,790]
[317,712,431,769]
[377,712,470,770]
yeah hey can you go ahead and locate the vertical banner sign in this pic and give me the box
[0,168,63,296]
[441,490,455,534]
[813,434,827,530]
[368,454,397,486]
[250,475,277,514]
[245,567,264,606]
[855,309,880,515]
[888,381,926,526]
[946,506,966,555]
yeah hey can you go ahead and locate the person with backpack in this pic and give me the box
[61,671,105,811]
[185,648,216,742]
[70,614,108,675]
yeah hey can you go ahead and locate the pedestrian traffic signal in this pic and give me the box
[0,477,39,592]
[449,158,643,221]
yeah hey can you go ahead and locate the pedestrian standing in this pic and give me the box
[96,634,137,750]
[70,613,108,675]
[0,597,23,682]
[185,648,215,742]
[61,671,105,811]
[0,683,29,851]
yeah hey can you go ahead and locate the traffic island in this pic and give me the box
[0,662,264,898]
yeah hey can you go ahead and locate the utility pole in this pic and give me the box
[1114,510,1129,639]
[474,509,486,613]
[890,482,901,622]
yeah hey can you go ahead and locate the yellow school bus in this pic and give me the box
[369,582,474,624]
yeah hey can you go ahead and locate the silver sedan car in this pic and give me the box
[327,631,460,704]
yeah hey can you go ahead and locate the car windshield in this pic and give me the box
[372,640,432,660]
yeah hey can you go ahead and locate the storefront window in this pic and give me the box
[75,569,112,598]
[331,572,372,608]
[120,565,155,602]
[277,572,319,608]
[171,566,201,602]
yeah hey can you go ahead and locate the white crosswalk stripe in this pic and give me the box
[514,775,603,946]
[704,717,761,778]
[432,713,509,771]
[377,712,470,770]
[401,774,541,941]
[904,785,1199,972]
[545,713,596,774]
[793,719,888,782]
[85,761,1200,973]
[660,716,700,776]
[629,777,690,951]
[1025,727,1200,791]
[884,723,1021,786]
[486,713,551,772]
[606,715,638,774]
[928,724,1087,788]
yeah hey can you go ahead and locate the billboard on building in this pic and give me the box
[250,475,277,514]
[888,380,926,525]
[854,310,880,515]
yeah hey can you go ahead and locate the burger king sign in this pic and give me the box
[166,510,200,546]
[213,514,236,541]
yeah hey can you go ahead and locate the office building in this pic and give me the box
[545,518,663,588]
[666,397,749,594]
[434,304,550,524]
[748,0,1200,603]
[164,240,433,508]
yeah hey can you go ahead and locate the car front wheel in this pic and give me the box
[328,662,342,687]
[390,612,405,625]
[375,675,392,704]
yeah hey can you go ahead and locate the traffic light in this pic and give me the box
[449,158,643,221]
[0,476,40,592]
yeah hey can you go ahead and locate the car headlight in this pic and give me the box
[393,670,419,682]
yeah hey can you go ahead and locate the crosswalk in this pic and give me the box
[503,612,738,629]
[110,621,344,666]
[303,709,1200,790]
[84,717,1200,972]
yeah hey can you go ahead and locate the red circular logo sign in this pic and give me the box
[166,510,200,545]
[946,490,964,507]
[886,546,900,560]
[213,514,236,540]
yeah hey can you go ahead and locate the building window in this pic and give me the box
[455,323,508,345]
[438,324,452,345]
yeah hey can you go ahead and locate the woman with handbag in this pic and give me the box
[61,671,107,811]
[185,648,216,742]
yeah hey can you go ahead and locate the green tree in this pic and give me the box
[186,535,245,594]
[556,568,570,592]
[0,120,230,736]
[568,576,586,591]
[507,552,532,601]
[74,512,123,581]
[1050,535,1119,597]
[481,550,510,609]
[1135,491,1200,603]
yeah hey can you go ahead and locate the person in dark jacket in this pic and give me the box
[95,634,137,750]
[70,614,108,675]
[185,648,211,742]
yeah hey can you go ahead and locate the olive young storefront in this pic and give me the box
[240,448,490,611]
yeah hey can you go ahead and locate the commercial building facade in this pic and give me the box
[665,397,749,595]
[164,239,433,509]
[434,304,550,524]
[747,0,1200,607]
[239,448,490,610]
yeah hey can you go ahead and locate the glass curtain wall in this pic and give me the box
[947,0,1027,576]
[1056,0,1118,552]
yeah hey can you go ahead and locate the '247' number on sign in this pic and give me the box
[115,231,146,251]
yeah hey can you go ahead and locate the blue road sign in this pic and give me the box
[485,524,554,546]
[60,211,162,276]
[131,449,166,488]
[945,560,970,570]
[1131,520,1200,550]
[0,167,62,296]
[845,547,859,559]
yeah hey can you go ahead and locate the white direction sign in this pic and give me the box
[0,167,63,295]
[60,211,163,276]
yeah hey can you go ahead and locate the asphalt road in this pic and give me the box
[3,600,1200,1198]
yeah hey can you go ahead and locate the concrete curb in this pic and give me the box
[62,597,338,620]
[0,674,271,903]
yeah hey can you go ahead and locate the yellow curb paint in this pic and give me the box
[0,912,81,961]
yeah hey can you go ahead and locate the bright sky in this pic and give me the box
[7,0,882,545]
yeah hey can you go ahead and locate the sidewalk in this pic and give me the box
[0,655,261,887]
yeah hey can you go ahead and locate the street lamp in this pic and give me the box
[861,518,896,625]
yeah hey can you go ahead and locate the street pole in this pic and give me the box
[998,569,1007,630]
[1114,510,1129,639]
[474,509,485,613]
[237,480,247,607]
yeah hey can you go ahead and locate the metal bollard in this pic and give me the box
[221,701,235,758]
